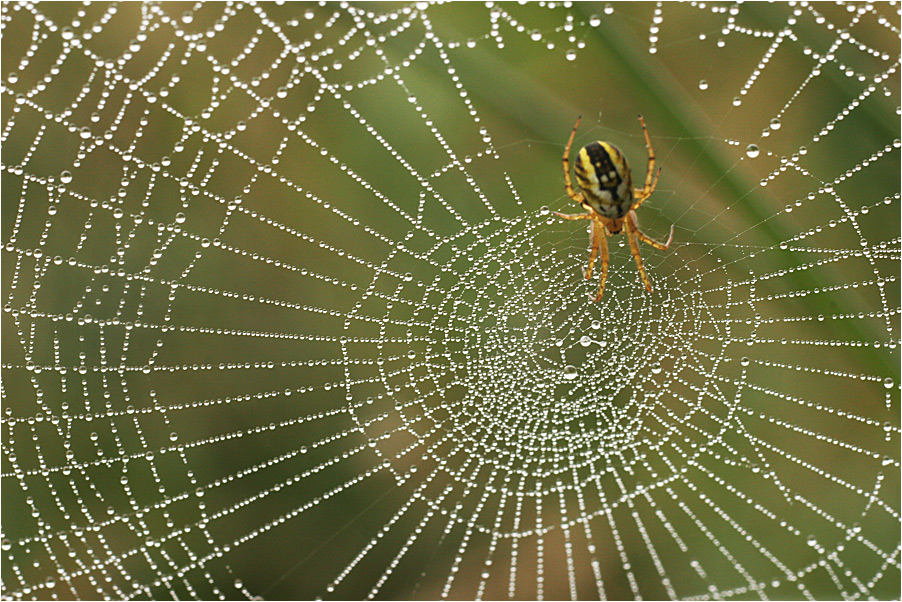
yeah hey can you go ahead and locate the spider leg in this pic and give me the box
[631,114,659,211]
[630,210,674,250]
[594,223,610,301]
[638,114,656,191]
[625,213,653,292]
[563,116,584,204]
[631,166,661,211]
[583,218,602,280]
[553,211,592,220]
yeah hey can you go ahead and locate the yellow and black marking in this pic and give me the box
[574,141,634,220]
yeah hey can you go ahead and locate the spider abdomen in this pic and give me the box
[574,141,633,219]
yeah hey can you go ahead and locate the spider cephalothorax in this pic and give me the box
[555,115,674,301]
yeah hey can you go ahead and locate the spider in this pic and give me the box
[555,115,674,301]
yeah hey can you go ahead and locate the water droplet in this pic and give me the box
[650,362,662,374]
[591,320,601,330]
[565,49,577,61]
[769,118,781,130]
[746,144,760,158]
[579,335,592,347]
[698,79,708,90]
[563,365,578,380]
[60,171,73,184]
[175,212,186,224]
[740,357,750,367]
[589,15,601,27]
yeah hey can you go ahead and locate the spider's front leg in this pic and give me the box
[625,214,653,293]
[630,210,674,250]
[593,222,610,301]
[583,218,602,281]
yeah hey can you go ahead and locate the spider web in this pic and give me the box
[1,1,900,600]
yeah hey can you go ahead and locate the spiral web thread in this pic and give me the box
[1,2,900,600]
